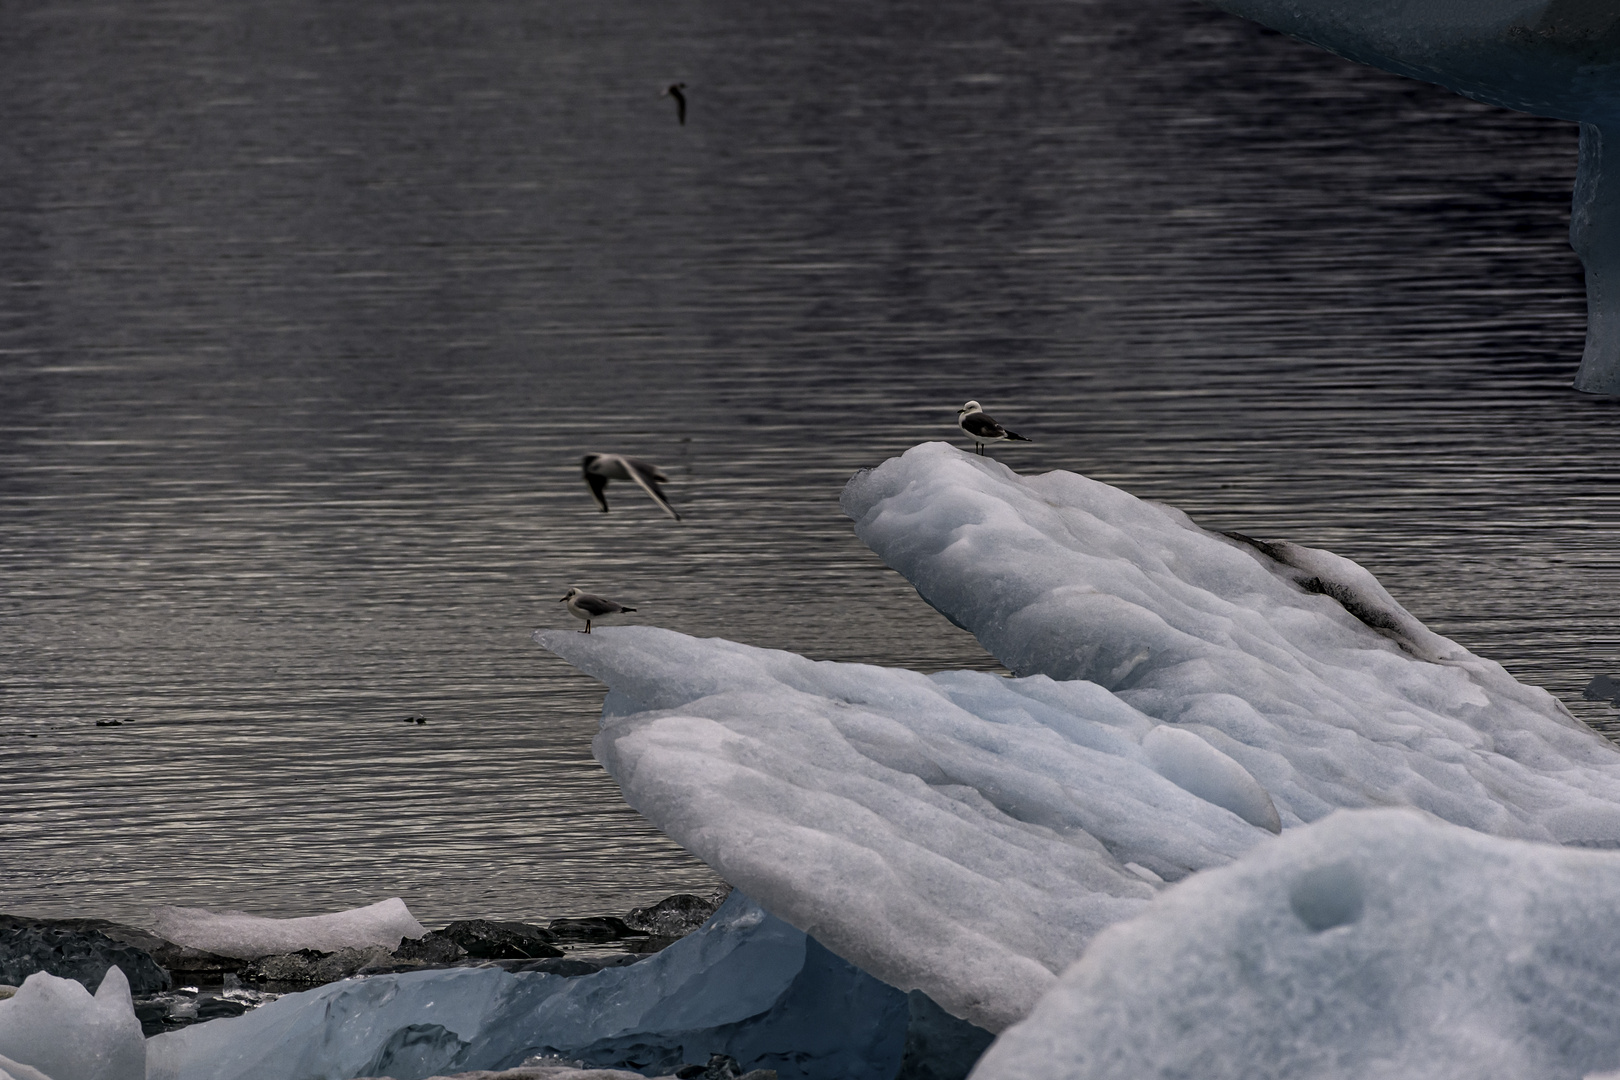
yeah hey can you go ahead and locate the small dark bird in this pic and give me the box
[560,587,636,634]
[957,401,1033,456]
[582,453,681,520]
[665,82,687,125]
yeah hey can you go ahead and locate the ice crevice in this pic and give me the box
[538,442,1620,1035]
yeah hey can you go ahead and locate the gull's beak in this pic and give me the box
[557,595,569,602]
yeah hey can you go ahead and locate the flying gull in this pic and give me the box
[559,587,636,634]
[582,453,681,520]
[957,401,1032,455]
[665,83,687,126]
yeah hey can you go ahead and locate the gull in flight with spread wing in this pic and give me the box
[559,587,636,634]
[957,401,1032,456]
[582,453,681,520]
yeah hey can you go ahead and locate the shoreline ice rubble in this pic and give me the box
[1197,0,1620,393]
[541,443,1620,1037]
[147,898,426,961]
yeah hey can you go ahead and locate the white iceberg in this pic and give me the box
[537,625,1274,1032]
[148,892,913,1080]
[1195,0,1620,392]
[0,967,143,1080]
[538,443,1620,1034]
[970,808,1620,1080]
[147,898,427,960]
[842,444,1620,844]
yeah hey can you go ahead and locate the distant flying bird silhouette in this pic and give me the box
[957,401,1033,455]
[559,587,635,634]
[582,453,681,520]
[665,83,687,125]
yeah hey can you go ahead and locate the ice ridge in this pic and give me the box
[540,443,1620,1035]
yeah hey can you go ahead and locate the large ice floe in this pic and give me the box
[539,442,1620,1037]
[1197,0,1620,392]
[970,808,1620,1080]
[147,892,912,1080]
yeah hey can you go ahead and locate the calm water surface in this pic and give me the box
[1,0,1617,925]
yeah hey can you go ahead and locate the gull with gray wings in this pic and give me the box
[957,401,1032,455]
[559,587,636,634]
[582,453,681,520]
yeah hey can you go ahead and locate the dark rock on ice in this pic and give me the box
[625,890,731,938]
[545,915,640,944]
[0,915,170,995]
[439,919,564,959]
[676,1053,776,1079]
[504,953,642,977]
[392,930,469,965]
[1584,674,1620,705]
[243,945,400,984]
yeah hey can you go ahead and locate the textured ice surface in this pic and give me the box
[843,444,1620,844]
[539,443,1620,1033]
[0,1054,53,1080]
[0,967,144,1080]
[148,892,909,1080]
[1198,0,1620,391]
[970,808,1620,1080]
[147,898,426,960]
[537,625,1275,1031]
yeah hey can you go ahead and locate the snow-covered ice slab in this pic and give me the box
[148,892,909,1080]
[0,967,144,1080]
[538,444,1620,1035]
[843,444,1620,844]
[537,625,1281,1032]
[147,898,426,960]
[970,808,1620,1080]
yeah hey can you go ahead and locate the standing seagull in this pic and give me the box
[957,401,1032,455]
[559,587,636,634]
[665,83,687,125]
[582,454,681,520]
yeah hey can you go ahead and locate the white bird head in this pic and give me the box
[959,401,983,416]
[559,587,582,602]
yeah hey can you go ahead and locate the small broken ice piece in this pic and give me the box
[0,966,145,1080]
[146,892,912,1080]
[970,808,1620,1080]
[1586,675,1620,706]
[148,898,427,960]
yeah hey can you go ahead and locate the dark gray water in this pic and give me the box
[2,0,1617,926]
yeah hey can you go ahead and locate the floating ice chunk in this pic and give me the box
[147,898,426,960]
[148,892,910,1080]
[538,625,1277,1031]
[1197,0,1620,391]
[0,967,143,1080]
[971,808,1620,1080]
[842,444,1620,845]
